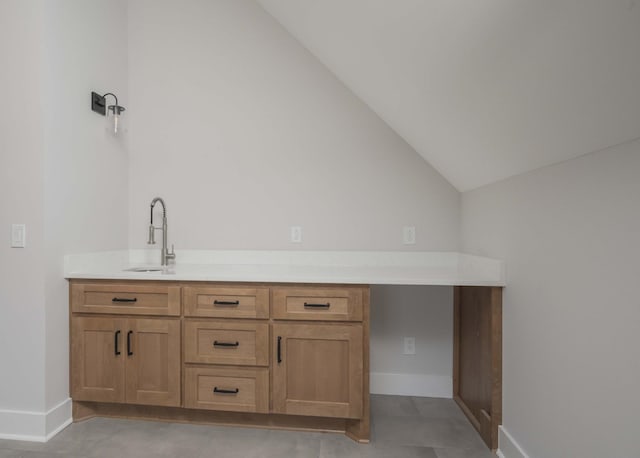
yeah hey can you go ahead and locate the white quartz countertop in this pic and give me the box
[64,250,506,286]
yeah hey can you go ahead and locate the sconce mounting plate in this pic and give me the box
[91,92,106,116]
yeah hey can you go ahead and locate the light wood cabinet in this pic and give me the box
[272,323,363,419]
[71,316,180,407]
[68,278,502,450]
[70,280,371,443]
[68,280,502,450]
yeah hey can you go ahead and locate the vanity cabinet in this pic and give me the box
[71,316,181,407]
[68,267,502,450]
[69,280,371,442]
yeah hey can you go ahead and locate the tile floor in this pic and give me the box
[0,395,495,457]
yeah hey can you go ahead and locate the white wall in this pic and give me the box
[461,139,640,458]
[0,1,47,422]
[42,0,129,416]
[0,0,129,440]
[127,0,459,252]
[127,0,460,391]
[370,285,453,397]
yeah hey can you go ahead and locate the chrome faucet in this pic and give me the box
[147,197,176,266]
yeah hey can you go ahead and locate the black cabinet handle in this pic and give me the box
[213,300,240,307]
[112,297,137,303]
[303,302,331,309]
[213,387,239,395]
[213,340,239,348]
[277,336,282,364]
[114,330,121,356]
[127,331,133,356]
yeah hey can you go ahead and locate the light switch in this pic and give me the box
[11,224,26,248]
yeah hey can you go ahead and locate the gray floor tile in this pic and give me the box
[0,396,494,458]
[412,397,469,422]
[371,394,420,417]
[434,447,496,458]
[320,434,438,458]
[373,415,487,450]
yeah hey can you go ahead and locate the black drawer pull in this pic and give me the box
[213,387,239,395]
[114,330,121,356]
[127,330,133,356]
[304,302,331,309]
[112,297,137,303]
[213,340,239,348]
[213,300,240,307]
[277,336,282,364]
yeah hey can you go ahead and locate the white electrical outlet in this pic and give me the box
[403,226,416,245]
[403,337,416,355]
[290,226,302,243]
[11,224,26,248]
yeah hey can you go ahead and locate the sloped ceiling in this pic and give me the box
[257,0,640,191]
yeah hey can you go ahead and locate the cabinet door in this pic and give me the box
[272,323,363,419]
[71,317,126,403]
[125,318,181,407]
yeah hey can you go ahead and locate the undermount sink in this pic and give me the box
[124,266,165,272]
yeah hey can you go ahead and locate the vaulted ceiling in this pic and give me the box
[257,0,640,191]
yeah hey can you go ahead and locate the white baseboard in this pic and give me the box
[370,372,452,398]
[0,398,72,442]
[497,425,529,458]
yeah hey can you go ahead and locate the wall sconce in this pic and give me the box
[91,91,126,134]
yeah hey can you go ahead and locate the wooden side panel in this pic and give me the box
[71,317,126,403]
[125,318,181,407]
[272,287,363,321]
[272,323,363,419]
[184,366,269,413]
[346,286,370,443]
[71,282,181,316]
[183,286,269,319]
[453,286,502,451]
[183,320,269,366]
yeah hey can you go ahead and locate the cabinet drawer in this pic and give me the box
[184,366,268,413]
[272,287,364,321]
[184,320,269,366]
[71,282,181,316]
[183,286,269,319]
